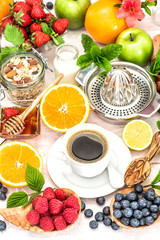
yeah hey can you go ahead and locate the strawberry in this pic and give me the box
[45,13,55,25]
[13,11,32,27]
[2,16,15,30]
[25,0,42,7]
[19,27,28,40]
[31,31,51,48]
[21,40,33,51]
[30,23,42,33]
[4,108,20,120]
[53,18,69,35]
[31,4,45,19]
[13,1,31,14]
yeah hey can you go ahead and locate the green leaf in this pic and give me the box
[101,44,122,61]
[150,55,160,73]
[151,184,160,190]
[7,192,28,208]
[22,193,39,208]
[77,53,93,68]
[51,35,64,46]
[157,121,160,130]
[41,22,52,36]
[147,2,156,6]
[25,164,45,192]
[4,24,25,47]
[151,170,160,184]
[144,6,151,16]
[114,3,122,7]
[81,34,96,53]
[97,57,112,73]
[90,45,101,61]
[156,49,160,57]
[0,47,24,65]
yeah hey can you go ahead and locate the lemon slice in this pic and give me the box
[122,120,153,151]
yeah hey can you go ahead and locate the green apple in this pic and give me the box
[55,0,91,30]
[116,28,153,67]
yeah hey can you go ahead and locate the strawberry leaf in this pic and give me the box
[4,24,25,47]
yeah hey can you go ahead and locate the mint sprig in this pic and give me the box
[144,169,160,190]
[77,34,122,73]
[7,164,45,208]
[4,24,25,47]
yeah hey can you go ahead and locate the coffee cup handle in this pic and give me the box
[58,148,73,175]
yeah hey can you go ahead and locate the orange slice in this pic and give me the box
[0,141,43,187]
[40,83,90,132]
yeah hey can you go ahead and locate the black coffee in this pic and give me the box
[67,130,108,163]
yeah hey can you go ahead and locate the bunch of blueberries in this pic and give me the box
[113,184,160,228]
[0,181,7,232]
[81,197,120,230]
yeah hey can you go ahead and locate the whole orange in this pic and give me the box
[85,0,128,44]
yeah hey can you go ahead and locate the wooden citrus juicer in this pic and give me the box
[124,131,160,187]
[2,73,64,136]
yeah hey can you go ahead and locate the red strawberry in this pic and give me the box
[13,1,31,14]
[2,16,15,30]
[31,4,45,19]
[19,27,28,40]
[13,11,32,27]
[25,0,42,7]
[4,108,20,120]
[53,18,69,35]
[21,40,33,51]
[30,23,42,33]
[45,13,55,24]
[31,31,51,48]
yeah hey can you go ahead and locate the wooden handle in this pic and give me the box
[152,34,160,62]
[145,131,160,161]
[20,73,64,121]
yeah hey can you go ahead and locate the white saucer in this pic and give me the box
[47,130,132,198]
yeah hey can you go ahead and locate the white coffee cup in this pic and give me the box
[62,123,111,178]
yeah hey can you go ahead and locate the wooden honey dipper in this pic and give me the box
[3,73,64,136]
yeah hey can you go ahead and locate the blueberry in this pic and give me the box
[151,212,158,220]
[133,210,143,219]
[0,182,2,189]
[145,216,154,225]
[0,192,6,200]
[89,220,98,229]
[130,218,140,228]
[103,217,112,226]
[145,188,155,201]
[153,196,160,205]
[138,192,146,199]
[140,218,145,226]
[115,193,123,202]
[130,201,139,210]
[123,208,133,218]
[142,208,150,217]
[121,217,130,226]
[150,205,158,213]
[146,201,152,209]
[95,212,104,222]
[0,187,7,194]
[81,200,86,211]
[96,197,105,206]
[46,2,53,10]
[122,194,127,200]
[134,184,143,193]
[113,202,121,210]
[0,220,6,231]
[159,205,160,212]
[138,198,147,209]
[126,191,137,201]
[121,200,130,209]
[84,209,93,218]
[111,221,120,230]
[113,209,122,219]
[103,206,110,216]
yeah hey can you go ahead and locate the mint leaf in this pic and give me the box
[51,35,64,46]
[151,184,160,190]
[81,34,96,53]
[144,5,151,16]
[41,22,52,35]
[157,121,160,130]
[101,44,122,61]
[97,57,112,73]
[0,47,24,64]
[147,2,156,7]
[150,55,160,73]
[22,193,39,208]
[90,45,101,61]
[4,24,25,47]
[151,170,160,184]
[7,192,28,208]
[77,53,93,68]
[25,164,45,192]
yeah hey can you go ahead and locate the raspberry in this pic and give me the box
[49,199,63,215]
[63,208,78,223]
[55,189,67,201]
[40,210,51,218]
[64,195,80,211]
[32,195,43,209]
[43,187,56,201]
[35,197,48,214]
[54,216,66,231]
[40,216,54,231]
[52,212,63,221]
[26,210,40,225]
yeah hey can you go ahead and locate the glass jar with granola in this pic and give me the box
[0,51,45,106]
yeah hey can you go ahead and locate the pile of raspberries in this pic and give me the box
[26,187,80,231]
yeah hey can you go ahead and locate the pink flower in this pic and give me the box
[116,0,145,27]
